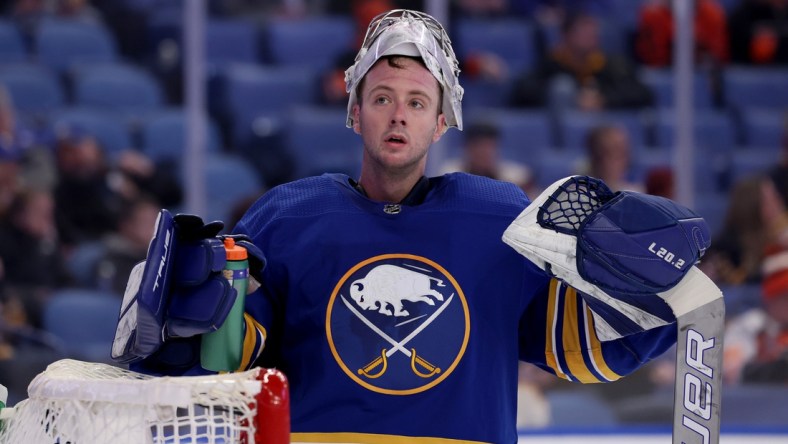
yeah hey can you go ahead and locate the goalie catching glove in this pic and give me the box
[503,175,712,340]
[111,210,265,365]
[505,176,726,444]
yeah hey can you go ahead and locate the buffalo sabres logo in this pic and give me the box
[326,254,470,395]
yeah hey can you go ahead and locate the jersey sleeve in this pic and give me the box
[520,278,677,383]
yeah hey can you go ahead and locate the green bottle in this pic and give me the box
[200,237,248,372]
[0,383,7,432]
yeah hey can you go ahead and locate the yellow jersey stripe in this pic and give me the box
[291,432,488,444]
[561,287,599,383]
[545,279,569,380]
[239,313,266,371]
[584,303,622,382]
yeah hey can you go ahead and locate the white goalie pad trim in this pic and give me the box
[112,261,146,359]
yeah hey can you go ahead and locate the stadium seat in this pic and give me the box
[729,145,782,181]
[545,390,619,427]
[718,283,762,317]
[215,63,317,148]
[65,240,108,288]
[139,108,222,164]
[640,68,714,109]
[204,18,261,65]
[0,63,65,117]
[612,390,673,425]
[724,66,788,110]
[146,15,261,67]
[72,63,164,119]
[652,109,737,151]
[461,108,555,164]
[202,152,265,225]
[454,18,538,76]
[34,18,118,73]
[534,149,584,189]
[604,0,645,29]
[558,110,649,152]
[461,78,513,110]
[50,107,133,157]
[42,289,121,363]
[0,19,28,63]
[739,108,786,147]
[695,156,733,195]
[721,384,788,426]
[284,106,362,178]
[692,190,728,238]
[632,145,671,173]
[264,17,354,71]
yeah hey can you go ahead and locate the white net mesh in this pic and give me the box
[0,359,289,444]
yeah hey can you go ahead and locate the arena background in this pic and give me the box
[0,0,787,442]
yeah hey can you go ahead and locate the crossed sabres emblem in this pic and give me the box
[340,264,454,379]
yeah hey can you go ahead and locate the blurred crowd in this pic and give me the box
[0,0,786,429]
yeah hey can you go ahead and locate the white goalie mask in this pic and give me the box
[345,9,464,131]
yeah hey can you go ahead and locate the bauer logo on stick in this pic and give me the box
[326,254,470,395]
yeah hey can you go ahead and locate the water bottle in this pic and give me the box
[201,237,248,372]
[0,383,7,432]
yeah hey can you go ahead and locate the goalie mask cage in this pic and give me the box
[0,359,290,444]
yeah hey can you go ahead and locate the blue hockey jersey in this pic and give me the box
[232,172,676,444]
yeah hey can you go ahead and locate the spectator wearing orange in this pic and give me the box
[729,0,788,65]
[635,0,729,67]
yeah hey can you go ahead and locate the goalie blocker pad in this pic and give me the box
[111,210,238,364]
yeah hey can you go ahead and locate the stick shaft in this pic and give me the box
[672,298,725,444]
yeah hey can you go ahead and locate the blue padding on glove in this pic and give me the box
[129,337,202,376]
[166,275,237,338]
[112,211,245,366]
[577,191,710,321]
[173,238,226,286]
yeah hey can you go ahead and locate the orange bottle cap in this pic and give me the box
[224,237,248,260]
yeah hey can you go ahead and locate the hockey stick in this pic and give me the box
[660,268,724,444]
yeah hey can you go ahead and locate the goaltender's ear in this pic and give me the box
[432,114,447,143]
[352,105,361,135]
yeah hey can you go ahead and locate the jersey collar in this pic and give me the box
[348,176,433,206]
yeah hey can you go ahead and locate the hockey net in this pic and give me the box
[0,359,289,444]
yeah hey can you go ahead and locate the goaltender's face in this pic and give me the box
[352,56,446,177]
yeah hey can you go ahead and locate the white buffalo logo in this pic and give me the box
[350,265,446,317]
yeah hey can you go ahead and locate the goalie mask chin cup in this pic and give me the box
[344,9,464,131]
